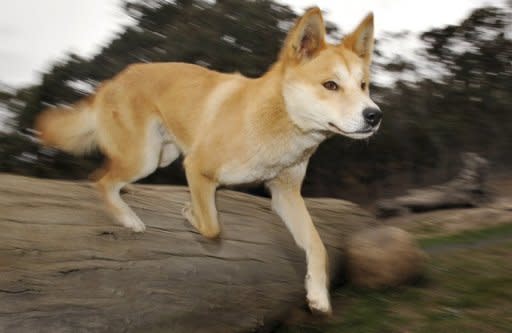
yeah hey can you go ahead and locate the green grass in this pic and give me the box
[275,224,512,333]
[418,222,512,249]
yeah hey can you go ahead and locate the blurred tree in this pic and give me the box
[306,5,512,201]
[418,6,512,164]
[2,1,511,203]
[15,0,300,129]
[7,0,303,184]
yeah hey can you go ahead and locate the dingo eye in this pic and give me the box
[323,81,338,91]
[361,81,367,90]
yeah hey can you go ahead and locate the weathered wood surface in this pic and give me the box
[377,153,490,218]
[0,174,374,333]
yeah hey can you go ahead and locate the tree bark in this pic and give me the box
[0,174,375,333]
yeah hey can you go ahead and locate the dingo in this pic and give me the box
[36,7,381,314]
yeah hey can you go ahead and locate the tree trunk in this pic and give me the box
[376,153,490,218]
[0,174,375,333]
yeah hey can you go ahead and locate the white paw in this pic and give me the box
[307,290,332,315]
[119,213,146,233]
[181,202,192,219]
[306,276,332,315]
[182,202,197,228]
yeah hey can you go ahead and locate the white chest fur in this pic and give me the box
[217,131,324,185]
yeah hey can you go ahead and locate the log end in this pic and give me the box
[346,226,428,288]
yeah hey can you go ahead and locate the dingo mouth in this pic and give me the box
[328,122,376,137]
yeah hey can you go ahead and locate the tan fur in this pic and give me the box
[35,96,97,155]
[35,8,380,314]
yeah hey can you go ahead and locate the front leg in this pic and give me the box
[267,162,331,314]
[182,157,220,239]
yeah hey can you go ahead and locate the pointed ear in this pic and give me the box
[280,7,326,63]
[342,13,374,62]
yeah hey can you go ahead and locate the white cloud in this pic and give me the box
[282,0,507,36]
[0,0,132,87]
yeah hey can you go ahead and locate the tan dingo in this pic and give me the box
[36,7,381,314]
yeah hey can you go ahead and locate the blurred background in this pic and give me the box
[1,0,511,206]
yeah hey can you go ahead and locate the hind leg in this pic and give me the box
[95,120,180,231]
[119,143,179,195]
[95,160,148,232]
[89,162,135,194]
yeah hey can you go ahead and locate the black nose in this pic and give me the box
[363,107,382,127]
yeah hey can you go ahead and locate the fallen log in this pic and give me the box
[377,153,490,218]
[0,174,375,333]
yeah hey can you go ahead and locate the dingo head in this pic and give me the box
[280,7,381,139]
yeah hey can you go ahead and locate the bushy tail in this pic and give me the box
[35,97,98,155]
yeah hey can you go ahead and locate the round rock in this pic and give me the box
[346,226,427,288]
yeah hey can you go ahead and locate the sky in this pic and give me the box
[0,0,507,88]
[0,0,131,88]
[285,0,506,35]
